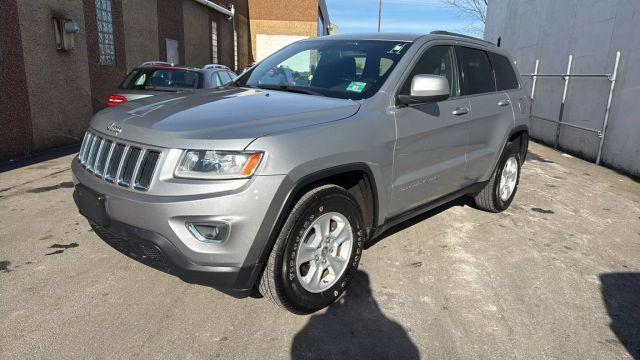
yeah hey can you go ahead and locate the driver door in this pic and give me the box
[389,45,470,217]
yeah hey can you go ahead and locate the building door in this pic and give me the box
[165,38,180,65]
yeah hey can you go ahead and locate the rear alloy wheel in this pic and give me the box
[473,142,522,212]
[259,185,365,314]
[498,156,519,202]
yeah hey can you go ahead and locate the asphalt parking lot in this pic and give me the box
[1,142,639,359]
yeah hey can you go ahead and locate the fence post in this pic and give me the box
[530,59,539,103]
[554,55,573,149]
[596,51,621,165]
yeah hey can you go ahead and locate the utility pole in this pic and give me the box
[377,0,382,32]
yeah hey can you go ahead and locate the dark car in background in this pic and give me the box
[107,62,237,106]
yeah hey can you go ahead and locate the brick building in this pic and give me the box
[249,0,331,61]
[2,0,326,162]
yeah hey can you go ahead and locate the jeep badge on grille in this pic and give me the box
[106,122,122,135]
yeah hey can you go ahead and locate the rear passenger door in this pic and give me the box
[389,45,471,216]
[457,46,515,183]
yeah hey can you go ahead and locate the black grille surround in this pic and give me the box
[77,131,161,192]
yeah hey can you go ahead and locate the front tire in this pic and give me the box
[473,142,522,212]
[259,185,365,314]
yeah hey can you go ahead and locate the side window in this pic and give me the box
[489,52,519,91]
[216,71,228,84]
[134,73,146,86]
[211,72,222,87]
[457,46,495,95]
[400,45,459,98]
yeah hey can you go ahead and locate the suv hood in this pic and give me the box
[90,88,360,150]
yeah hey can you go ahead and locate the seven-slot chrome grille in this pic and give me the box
[78,131,161,191]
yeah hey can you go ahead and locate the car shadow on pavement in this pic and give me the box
[366,197,470,249]
[291,270,420,360]
[600,272,640,359]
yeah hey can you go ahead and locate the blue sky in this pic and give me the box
[325,0,483,36]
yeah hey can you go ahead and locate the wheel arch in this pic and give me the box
[273,162,379,246]
[239,163,379,292]
[508,125,529,161]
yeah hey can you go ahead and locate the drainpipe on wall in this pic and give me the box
[192,0,234,18]
[191,0,235,68]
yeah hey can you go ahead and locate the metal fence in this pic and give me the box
[520,51,621,165]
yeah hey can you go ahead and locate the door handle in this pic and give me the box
[498,99,511,107]
[452,107,469,116]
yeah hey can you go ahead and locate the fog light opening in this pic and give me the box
[186,222,229,243]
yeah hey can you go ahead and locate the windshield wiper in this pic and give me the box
[255,84,324,97]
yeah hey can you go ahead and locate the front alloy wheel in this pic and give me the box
[259,184,365,314]
[295,212,354,293]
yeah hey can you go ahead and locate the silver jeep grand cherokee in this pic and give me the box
[72,32,529,314]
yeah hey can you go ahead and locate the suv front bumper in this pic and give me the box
[85,217,256,297]
[71,158,286,297]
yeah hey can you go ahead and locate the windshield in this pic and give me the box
[119,68,203,90]
[235,39,412,100]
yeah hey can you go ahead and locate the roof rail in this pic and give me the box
[140,61,174,67]
[430,31,494,45]
[202,64,230,70]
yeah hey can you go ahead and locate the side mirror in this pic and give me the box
[397,74,450,105]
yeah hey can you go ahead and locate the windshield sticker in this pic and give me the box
[346,81,367,93]
[388,43,407,54]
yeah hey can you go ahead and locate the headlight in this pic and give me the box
[174,150,263,179]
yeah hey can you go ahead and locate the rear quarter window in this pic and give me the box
[489,52,519,91]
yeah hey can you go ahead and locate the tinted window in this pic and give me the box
[457,47,495,95]
[489,52,519,90]
[400,45,459,97]
[119,68,203,90]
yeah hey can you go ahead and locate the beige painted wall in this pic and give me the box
[16,0,94,151]
[255,34,308,61]
[122,0,160,71]
[249,19,316,62]
[182,0,211,67]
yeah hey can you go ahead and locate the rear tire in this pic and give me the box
[473,142,522,212]
[258,184,365,314]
